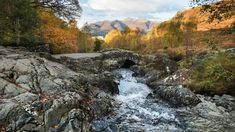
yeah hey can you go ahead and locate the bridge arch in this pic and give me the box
[121,59,136,68]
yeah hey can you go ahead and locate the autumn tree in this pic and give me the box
[192,0,235,22]
[76,23,94,52]
[38,10,79,53]
[160,20,183,49]
[105,29,123,48]
[182,19,197,58]
[146,26,163,52]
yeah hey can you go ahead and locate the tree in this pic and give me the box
[38,10,79,53]
[81,22,92,34]
[105,29,122,48]
[192,0,235,22]
[182,20,197,58]
[161,20,183,49]
[0,0,41,46]
[94,38,102,52]
[31,0,82,20]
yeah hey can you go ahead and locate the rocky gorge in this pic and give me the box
[0,46,235,132]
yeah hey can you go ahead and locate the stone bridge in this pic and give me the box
[52,49,141,73]
[101,49,141,69]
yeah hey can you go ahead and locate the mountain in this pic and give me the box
[89,20,128,36]
[89,18,159,36]
[123,18,158,32]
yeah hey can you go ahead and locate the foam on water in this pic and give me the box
[111,69,183,131]
[91,69,183,131]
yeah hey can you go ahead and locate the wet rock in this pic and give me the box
[151,85,201,106]
[61,109,90,132]
[97,79,119,95]
[177,95,235,131]
[130,65,145,77]
[90,94,115,118]
[91,120,109,132]
[212,94,235,111]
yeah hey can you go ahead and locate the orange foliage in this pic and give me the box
[38,10,78,54]
[105,29,122,48]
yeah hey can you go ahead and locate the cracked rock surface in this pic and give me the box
[0,47,117,132]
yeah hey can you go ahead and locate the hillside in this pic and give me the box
[155,7,235,49]
[176,7,235,31]
[89,18,159,36]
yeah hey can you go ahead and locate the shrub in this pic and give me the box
[191,52,235,95]
[167,48,185,61]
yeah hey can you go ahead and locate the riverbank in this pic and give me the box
[0,46,235,131]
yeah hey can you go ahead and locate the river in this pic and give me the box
[92,69,184,131]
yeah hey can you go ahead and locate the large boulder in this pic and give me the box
[149,68,191,86]
[151,85,201,106]
[140,54,178,85]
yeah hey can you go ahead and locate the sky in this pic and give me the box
[78,0,191,27]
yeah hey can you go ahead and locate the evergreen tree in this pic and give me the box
[0,0,41,46]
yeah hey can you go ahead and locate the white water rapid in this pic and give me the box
[92,69,184,132]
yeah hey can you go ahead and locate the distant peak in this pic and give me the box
[124,18,148,22]
[124,17,134,21]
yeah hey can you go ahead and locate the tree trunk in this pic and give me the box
[16,18,21,46]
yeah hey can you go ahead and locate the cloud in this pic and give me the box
[88,0,188,13]
[77,0,190,27]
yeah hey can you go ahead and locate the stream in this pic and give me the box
[92,69,184,132]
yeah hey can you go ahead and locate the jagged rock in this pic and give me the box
[0,92,39,124]
[212,94,235,111]
[91,120,110,132]
[29,44,51,53]
[151,85,201,106]
[141,54,178,85]
[0,49,86,98]
[44,92,82,130]
[0,47,116,131]
[1,46,234,132]
[90,93,116,118]
[225,48,235,54]
[177,95,235,131]
[150,68,191,86]
[62,109,90,132]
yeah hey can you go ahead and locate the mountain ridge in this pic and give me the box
[89,18,159,36]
